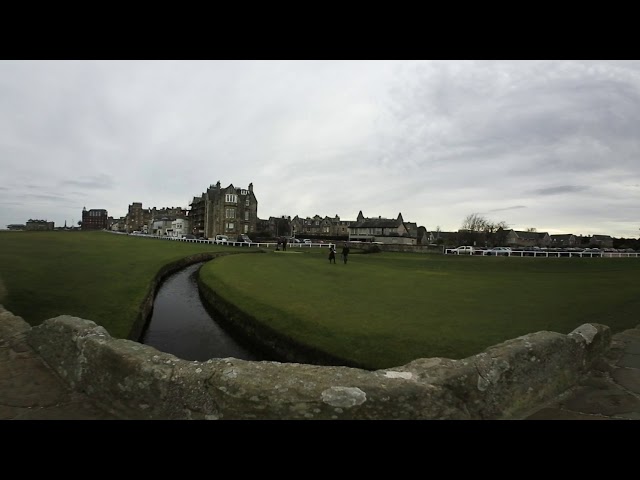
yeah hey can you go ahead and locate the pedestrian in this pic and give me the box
[276,237,281,251]
[283,237,288,251]
[328,244,336,264]
[341,243,350,264]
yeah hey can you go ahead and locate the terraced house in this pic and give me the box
[348,211,424,245]
[549,234,578,248]
[289,214,352,238]
[504,230,551,248]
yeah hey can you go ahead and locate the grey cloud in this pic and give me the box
[2,61,640,238]
[488,205,527,212]
[60,174,115,190]
[530,186,589,196]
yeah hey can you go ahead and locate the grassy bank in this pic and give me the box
[200,250,640,369]
[0,231,232,338]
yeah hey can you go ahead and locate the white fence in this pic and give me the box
[444,248,640,258]
[119,232,334,249]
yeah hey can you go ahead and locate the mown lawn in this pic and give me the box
[0,231,234,338]
[2,231,639,370]
[200,249,640,369]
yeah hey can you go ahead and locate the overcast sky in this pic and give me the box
[1,60,639,237]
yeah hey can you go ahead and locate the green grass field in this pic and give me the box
[200,249,640,369]
[0,231,233,338]
[2,231,638,370]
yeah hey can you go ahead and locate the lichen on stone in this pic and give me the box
[321,386,367,408]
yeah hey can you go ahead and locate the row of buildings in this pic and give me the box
[6,219,56,231]
[103,181,430,245]
[17,180,616,248]
[434,229,615,249]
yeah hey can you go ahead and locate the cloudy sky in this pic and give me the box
[1,60,638,237]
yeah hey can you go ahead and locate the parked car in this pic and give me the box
[302,238,312,244]
[214,234,229,244]
[485,247,512,256]
[236,234,253,243]
[449,246,476,255]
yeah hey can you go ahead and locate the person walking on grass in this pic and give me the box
[341,243,350,264]
[328,245,336,264]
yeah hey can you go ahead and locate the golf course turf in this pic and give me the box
[1,231,638,369]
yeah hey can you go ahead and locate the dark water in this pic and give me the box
[141,262,259,362]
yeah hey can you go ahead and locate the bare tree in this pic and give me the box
[461,213,488,232]
[486,220,508,233]
[525,227,537,232]
[434,225,443,244]
[460,213,507,247]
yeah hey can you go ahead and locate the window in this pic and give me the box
[225,194,237,203]
[245,199,249,207]
[244,225,248,233]
[315,221,319,225]
[241,189,248,195]
[226,222,234,230]
[225,208,236,218]
[245,211,249,221]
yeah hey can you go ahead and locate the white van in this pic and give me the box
[449,246,476,255]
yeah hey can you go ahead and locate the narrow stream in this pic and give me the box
[141,262,260,362]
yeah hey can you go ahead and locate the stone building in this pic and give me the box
[25,219,54,231]
[189,196,205,236]
[549,234,578,248]
[125,202,152,233]
[504,230,551,248]
[189,181,258,239]
[590,234,614,248]
[289,214,352,238]
[348,211,418,245]
[81,207,108,230]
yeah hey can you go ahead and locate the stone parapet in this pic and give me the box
[25,311,611,420]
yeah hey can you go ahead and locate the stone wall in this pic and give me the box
[24,311,611,420]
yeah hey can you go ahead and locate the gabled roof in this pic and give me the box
[591,234,612,240]
[351,212,406,229]
[508,230,549,240]
[351,218,401,228]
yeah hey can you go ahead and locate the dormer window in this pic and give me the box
[225,194,237,203]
